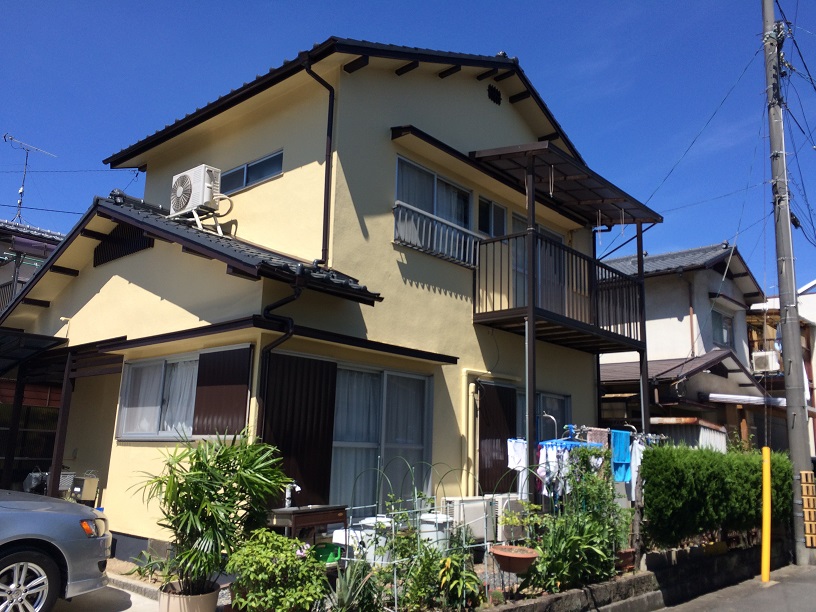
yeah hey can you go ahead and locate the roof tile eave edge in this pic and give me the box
[0,199,102,326]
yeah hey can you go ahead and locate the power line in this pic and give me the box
[660,184,765,213]
[643,47,762,206]
[0,203,82,215]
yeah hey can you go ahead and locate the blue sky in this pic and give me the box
[3,1,816,295]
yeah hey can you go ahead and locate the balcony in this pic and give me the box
[0,280,26,310]
[393,201,480,268]
[475,232,644,354]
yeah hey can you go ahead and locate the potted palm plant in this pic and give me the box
[138,430,290,612]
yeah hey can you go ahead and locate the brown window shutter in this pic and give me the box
[262,353,337,506]
[192,347,252,435]
[478,383,518,494]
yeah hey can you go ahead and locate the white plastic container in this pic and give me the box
[419,512,453,550]
[359,516,394,564]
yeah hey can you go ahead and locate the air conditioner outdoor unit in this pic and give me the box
[169,164,221,217]
[443,496,496,543]
[752,350,781,373]
[492,493,524,542]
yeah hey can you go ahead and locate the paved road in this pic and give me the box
[54,586,156,612]
[663,564,816,611]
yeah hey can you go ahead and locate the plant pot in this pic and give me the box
[615,548,636,573]
[490,545,538,574]
[159,581,220,612]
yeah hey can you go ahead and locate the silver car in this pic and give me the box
[0,490,111,612]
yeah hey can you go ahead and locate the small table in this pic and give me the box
[268,505,348,541]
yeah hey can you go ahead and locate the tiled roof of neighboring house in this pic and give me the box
[601,349,736,383]
[0,220,64,243]
[104,36,582,168]
[605,242,737,277]
[604,241,764,304]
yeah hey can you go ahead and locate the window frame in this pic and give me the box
[712,309,734,348]
[478,197,507,237]
[396,156,472,229]
[116,344,252,441]
[220,150,284,195]
[329,364,433,515]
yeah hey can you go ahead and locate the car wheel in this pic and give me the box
[0,550,60,612]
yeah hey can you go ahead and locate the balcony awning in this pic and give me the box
[471,141,662,227]
[391,126,661,228]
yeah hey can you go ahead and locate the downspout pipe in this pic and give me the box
[304,63,334,268]
[256,268,307,438]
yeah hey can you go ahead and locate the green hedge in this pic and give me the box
[640,446,792,548]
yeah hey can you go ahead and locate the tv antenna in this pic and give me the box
[3,134,57,224]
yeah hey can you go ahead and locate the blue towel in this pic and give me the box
[611,429,632,483]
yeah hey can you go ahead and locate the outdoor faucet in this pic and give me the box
[284,482,302,508]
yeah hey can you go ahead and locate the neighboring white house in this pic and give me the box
[599,242,782,449]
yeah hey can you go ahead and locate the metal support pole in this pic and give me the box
[762,0,815,565]
[525,156,537,502]
[636,223,650,434]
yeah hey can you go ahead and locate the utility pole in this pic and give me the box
[762,0,816,566]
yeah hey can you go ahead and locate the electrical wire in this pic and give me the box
[0,203,82,215]
[642,47,762,207]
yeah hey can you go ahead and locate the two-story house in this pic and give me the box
[0,38,660,557]
[600,242,780,449]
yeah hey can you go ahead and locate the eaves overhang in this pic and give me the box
[392,125,661,228]
[96,315,458,365]
[104,36,583,168]
[0,195,382,325]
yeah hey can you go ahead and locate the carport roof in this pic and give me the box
[0,328,66,376]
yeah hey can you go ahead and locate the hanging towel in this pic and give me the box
[611,429,632,483]
[586,427,609,448]
[507,438,527,471]
[626,440,645,501]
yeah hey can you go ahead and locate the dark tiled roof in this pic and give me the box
[605,242,734,277]
[600,349,736,383]
[98,193,381,305]
[104,36,581,167]
[0,220,64,243]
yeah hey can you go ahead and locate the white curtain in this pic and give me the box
[383,375,426,500]
[121,362,164,434]
[436,179,468,227]
[397,159,434,214]
[330,370,382,511]
[160,359,198,436]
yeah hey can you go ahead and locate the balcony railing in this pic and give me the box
[0,279,26,309]
[475,232,642,343]
[393,201,481,268]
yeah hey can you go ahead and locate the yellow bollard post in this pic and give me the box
[761,446,771,582]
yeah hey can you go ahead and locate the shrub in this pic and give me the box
[509,446,621,593]
[226,529,328,611]
[641,445,793,548]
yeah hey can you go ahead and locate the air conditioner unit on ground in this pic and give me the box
[443,493,524,543]
[443,496,496,543]
[492,493,524,542]
[169,164,221,217]
[752,350,781,373]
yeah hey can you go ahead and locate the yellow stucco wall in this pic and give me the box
[141,78,329,263]
[18,240,263,343]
